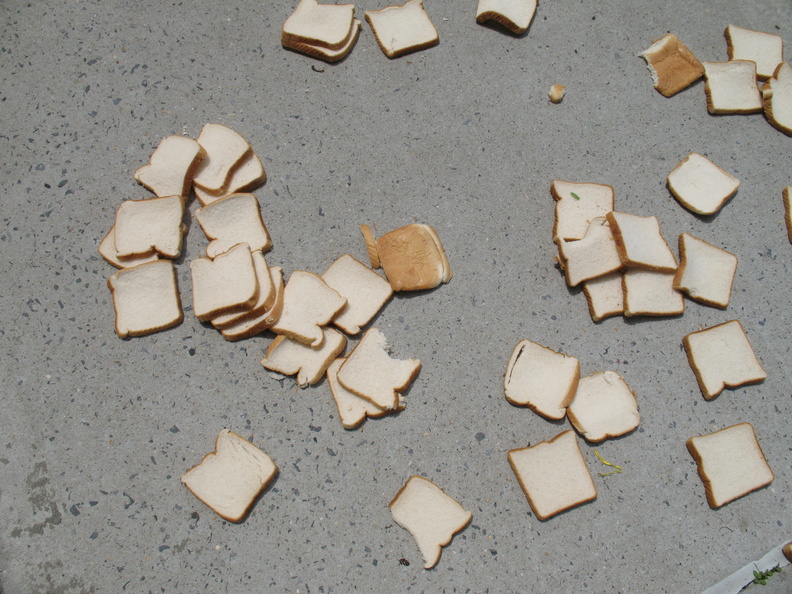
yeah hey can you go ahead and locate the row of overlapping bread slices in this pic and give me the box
[99,123,452,430]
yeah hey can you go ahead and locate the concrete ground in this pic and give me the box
[1,0,790,592]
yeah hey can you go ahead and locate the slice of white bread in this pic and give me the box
[683,320,767,400]
[192,124,252,193]
[99,224,159,269]
[107,260,183,338]
[283,18,361,63]
[666,152,740,216]
[725,25,783,81]
[606,211,677,272]
[503,340,580,420]
[389,476,472,569]
[475,0,537,35]
[703,60,763,115]
[686,423,774,509]
[567,371,639,443]
[195,193,272,259]
[113,195,185,259]
[550,180,615,241]
[282,0,356,51]
[556,217,622,287]
[673,233,737,309]
[211,251,275,329]
[622,269,684,317]
[322,254,393,335]
[327,358,404,429]
[219,266,285,342]
[195,152,267,206]
[507,430,597,521]
[582,272,624,322]
[639,33,705,97]
[336,327,421,409]
[261,327,347,388]
[761,62,792,136]
[134,135,206,198]
[181,429,278,523]
[784,187,792,243]
[365,0,439,59]
[270,270,347,347]
[190,243,259,321]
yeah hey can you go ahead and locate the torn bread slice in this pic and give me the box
[703,60,763,114]
[190,243,259,321]
[365,0,439,59]
[725,25,783,81]
[283,18,361,63]
[219,267,284,341]
[282,0,356,51]
[567,371,639,443]
[113,195,185,259]
[389,476,471,569]
[270,270,347,348]
[673,233,737,309]
[666,152,740,216]
[551,180,615,241]
[195,193,272,259]
[475,0,537,35]
[261,327,346,388]
[507,431,597,521]
[639,33,705,97]
[761,62,792,136]
[134,135,206,198]
[195,152,267,206]
[181,430,278,523]
[193,124,252,193]
[556,217,622,287]
[99,224,159,269]
[504,340,580,420]
[682,320,766,400]
[322,254,393,335]
[606,212,677,272]
[211,251,275,329]
[622,269,684,317]
[107,260,183,338]
[784,187,792,243]
[686,423,774,509]
[327,358,404,429]
[336,327,421,410]
[582,272,624,322]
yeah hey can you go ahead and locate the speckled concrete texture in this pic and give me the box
[1,0,790,592]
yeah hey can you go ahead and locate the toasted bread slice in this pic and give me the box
[639,33,704,97]
[606,211,677,272]
[582,272,624,322]
[567,371,639,443]
[211,251,275,329]
[556,217,622,287]
[195,193,272,259]
[113,195,186,259]
[784,187,792,243]
[666,152,740,216]
[282,0,356,51]
[134,135,206,198]
[725,25,783,81]
[368,223,452,291]
[193,124,252,193]
[99,224,160,269]
[322,254,393,335]
[327,358,404,429]
[283,18,361,63]
[195,152,267,206]
[365,0,439,59]
[673,233,737,309]
[761,62,792,136]
[190,243,259,321]
[622,269,684,317]
[475,0,537,35]
[219,267,284,341]
[389,476,471,569]
[703,60,763,114]
[261,327,346,388]
[551,180,615,241]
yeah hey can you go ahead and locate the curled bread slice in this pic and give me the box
[761,62,792,137]
[134,135,206,198]
[673,233,737,309]
[181,430,278,523]
[683,320,766,400]
[639,33,704,97]
[113,195,186,259]
[686,423,774,509]
[475,0,537,35]
[703,60,762,115]
[725,25,783,81]
[336,327,421,410]
[550,180,615,241]
[507,430,597,521]
[582,272,624,322]
[219,267,284,341]
[365,0,439,59]
[195,193,272,259]
[195,152,267,206]
[567,371,639,443]
[606,211,677,272]
[622,269,684,317]
[556,217,622,287]
[389,476,471,569]
[282,0,356,51]
[190,243,259,321]
[211,251,275,329]
[666,152,740,216]
[283,18,361,63]
[193,124,252,193]
[107,260,183,338]
[327,358,404,429]
[261,327,346,388]
[784,187,792,243]
[322,254,393,335]
[99,224,159,269]
[504,340,580,420]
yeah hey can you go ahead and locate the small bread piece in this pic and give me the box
[270,270,347,347]
[195,193,272,259]
[134,135,206,198]
[389,476,471,569]
[784,187,792,243]
[194,152,267,206]
[622,269,684,317]
[507,431,597,521]
[550,180,615,241]
[682,320,766,400]
[193,124,252,193]
[322,254,393,335]
[282,0,356,51]
[725,25,783,81]
[703,60,763,114]
[99,224,159,269]
[548,84,566,103]
[219,267,285,341]
[666,152,740,216]
[282,18,361,63]
[327,358,404,429]
[606,212,677,272]
[567,371,639,443]
[107,260,183,338]
[113,195,185,259]
[261,327,347,388]
[503,340,580,420]
[336,327,421,409]
[181,430,278,523]
[211,251,275,329]
[368,223,452,291]
[673,233,737,309]
[582,272,624,322]
[190,243,259,321]
[639,33,704,97]
[556,217,622,287]
[475,0,537,35]
[761,62,792,136]
[365,0,439,59]
[686,423,774,509]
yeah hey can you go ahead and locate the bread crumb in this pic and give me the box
[549,84,566,103]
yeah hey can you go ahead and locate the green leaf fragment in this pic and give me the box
[571,192,581,200]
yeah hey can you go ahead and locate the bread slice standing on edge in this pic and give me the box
[193,124,252,193]
[195,151,267,206]
[365,0,439,59]
[261,327,347,388]
[639,33,705,97]
[673,233,737,309]
[475,0,537,35]
[282,0,356,51]
[327,358,404,429]
[582,272,624,322]
[666,152,740,216]
[134,135,206,198]
[703,60,763,114]
[99,224,159,269]
[622,269,684,317]
[389,476,472,569]
[550,180,615,241]
[219,267,284,341]
[725,25,783,81]
[761,62,792,137]
[195,193,272,259]
[555,217,622,287]
[682,320,766,400]
[322,254,393,335]
[567,371,639,443]
[606,211,677,272]
[190,243,260,321]
[784,187,792,243]
[181,430,278,523]
[686,423,774,508]
[113,194,186,259]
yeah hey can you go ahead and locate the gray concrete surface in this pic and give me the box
[1,0,790,592]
